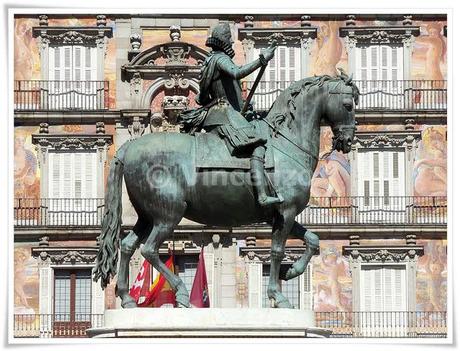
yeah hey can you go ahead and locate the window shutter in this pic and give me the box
[74,153,82,199]
[64,47,71,81]
[301,264,313,310]
[53,48,61,81]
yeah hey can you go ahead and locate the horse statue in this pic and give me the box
[93,71,359,309]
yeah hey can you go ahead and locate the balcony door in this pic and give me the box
[252,46,301,110]
[359,264,408,337]
[53,269,92,338]
[47,151,98,225]
[355,45,404,109]
[357,149,406,223]
[47,45,98,109]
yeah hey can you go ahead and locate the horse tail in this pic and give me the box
[93,144,127,289]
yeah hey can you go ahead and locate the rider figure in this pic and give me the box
[196,23,283,207]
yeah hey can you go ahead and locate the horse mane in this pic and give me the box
[265,69,359,130]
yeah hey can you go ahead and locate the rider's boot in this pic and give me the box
[250,145,284,207]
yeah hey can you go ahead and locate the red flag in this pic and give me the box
[129,256,176,307]
[190,248,210,308]
[129,259,151,304]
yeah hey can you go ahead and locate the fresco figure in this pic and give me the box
[315,246,351,312]
[414,127,447,197]
[311,151,351,199]
[311,21,343,77]
[417,241,447,311]
[14,131,40,199]
[417,22,446,82]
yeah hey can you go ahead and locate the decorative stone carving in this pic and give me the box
[402,15,413,26]
[404,118,415,131]
[343,245,424,263]
[96,121,106,134]
[169,25,181,42]
[39,122,49,134]
[240,246,313,263]
[300,15,311,27]
[339,26,420,47]
[353,130,421,148]
[38,14,48,26]
[96,14,107,27]
[120,109,151,140]
[38,236,49,247]
[345,15,356,26]
[244,15,254,28]
[32,247,99,265]
[162,95,189,124]
[239,27,317,46]
[32,26,113,46]
[32,134,113,150]
[130,33,142,51]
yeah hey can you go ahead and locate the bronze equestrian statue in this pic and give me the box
[93,23,359,309]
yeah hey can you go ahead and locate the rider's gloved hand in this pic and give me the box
[260,45,276,64]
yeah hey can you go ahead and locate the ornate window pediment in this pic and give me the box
[32,26,113,47]
[339,26,420,48]
[238,27,317,48]
[32,134,113,150]
[240,246,310,263]
[343,245,424,263]
[32,246,98,265]
[353,130,421,148]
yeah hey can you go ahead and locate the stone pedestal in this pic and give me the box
[87,308,331,338]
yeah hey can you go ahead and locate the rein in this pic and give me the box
[261,117,318,162]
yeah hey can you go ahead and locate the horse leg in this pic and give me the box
[116,220,149,308]
[141,209,190,308]
[268,211,295,308]
[282,221,320,281]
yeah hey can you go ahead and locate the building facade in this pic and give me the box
[13,13,447,338]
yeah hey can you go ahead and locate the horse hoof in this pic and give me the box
[122,300,138,308]
[284,267,297,281]
[175,293,191,308]
[275,299,293,309]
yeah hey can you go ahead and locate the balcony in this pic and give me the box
[14,80,110,111]
[315,311,447,338]
[296,196,447,226]
[13,313,104,338]
[13,312,447,338]
[242,80,447,112]
[14,198,104,227]
[14,196,446,228]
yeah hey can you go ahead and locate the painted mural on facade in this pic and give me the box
[414,125,447,197]
[14,245,39,314]
[416,239,447,311]
[312,240,352,312]
[14,127,40,200]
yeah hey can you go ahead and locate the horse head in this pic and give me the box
[322,69,359,153]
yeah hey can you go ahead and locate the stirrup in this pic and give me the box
[259,194,284,207]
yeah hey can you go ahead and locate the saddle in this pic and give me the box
[195,120,274,170]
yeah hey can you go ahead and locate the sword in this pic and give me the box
[241,40,278,115]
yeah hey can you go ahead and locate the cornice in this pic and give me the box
[32,26,113,46]
[32,246,98,265]
[31,134,113,150]
[238,27,317,46]
[353,130,421,148]
[342,245,424,263]
[339,26,420,47]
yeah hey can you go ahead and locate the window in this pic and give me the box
[48,45,99,109]
[355,45,404,108]
[54,269,91,323]
[47,151,99,225]
[357,149,405,222]
[252,46,301,110]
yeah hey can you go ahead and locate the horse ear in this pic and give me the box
[346,73,353,85]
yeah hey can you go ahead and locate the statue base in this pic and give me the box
[87,308,331,338]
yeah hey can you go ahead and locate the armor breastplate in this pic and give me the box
[209,74,244,112]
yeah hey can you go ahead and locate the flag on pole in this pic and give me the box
[189,248,210,308]
[129,256,176,307]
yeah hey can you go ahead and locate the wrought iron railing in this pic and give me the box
[14,80,110,110]
[14,198,105,226]
[315,311,447,338]
[296,196,447,225]
[14,196,446,227]
[242,80,447,111]
[13,313,104,338]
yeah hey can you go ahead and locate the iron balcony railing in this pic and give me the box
[14,196,446,227]
[315,311,447,338]
[13,312,446,338]
[14,80,110,111]
[242,80,447,111]
[14,198,105,226]
[296,196,447,225]
[13,313,104,338]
